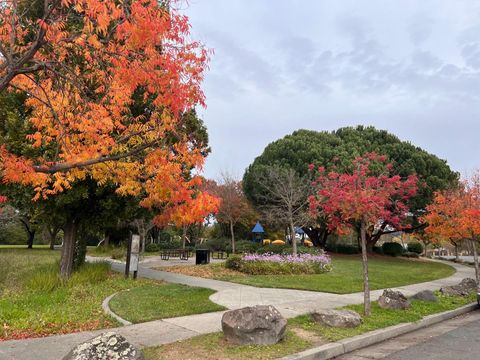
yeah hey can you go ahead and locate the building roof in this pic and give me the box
[252,222,265,233]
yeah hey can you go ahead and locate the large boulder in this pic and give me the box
[63,332,144,360]
[221,305,287,345]
[378,289,411,310]
[410,290,438,303]
[440,278,478,297]
[311,309,361,328]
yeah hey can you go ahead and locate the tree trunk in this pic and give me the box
[302,227,329,248]
[104,232,110,247]
[48,226,59,250]
[20,219,35,249]
[27,229,35,249]
[471,239,479,289]
[360,220,371,316]
[60,218,77,279]
[182,226,187,250]
[366,237,376,253]
[229,220,236,254]
[365,221,388,253]
[454,243,459,261]
[290,219,297,256]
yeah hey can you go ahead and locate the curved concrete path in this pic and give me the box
[0,258,474,360]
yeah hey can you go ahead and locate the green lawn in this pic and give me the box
[289,291,477,341]
[0,249,222,340]
[109,284,225,323]
[144,331,313,360]
[0,244,51,249]
[163,255,456,294]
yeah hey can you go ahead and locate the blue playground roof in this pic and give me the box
[295,227,305,235]
[252,222,265,233]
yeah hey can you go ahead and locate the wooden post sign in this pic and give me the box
[125,234,140,279]
[130,234,140,279]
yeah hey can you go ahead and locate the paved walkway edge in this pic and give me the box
[278,303,479,360]
[101,291,132,326]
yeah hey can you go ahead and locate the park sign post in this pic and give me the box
[125,234,140,279]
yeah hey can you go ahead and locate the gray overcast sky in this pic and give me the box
[183,0,480,179]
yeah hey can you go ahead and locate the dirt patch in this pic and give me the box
[144,332,312,360]
[290,327,326,347]
[157,264,246,279]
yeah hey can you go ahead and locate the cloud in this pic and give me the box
[183,0,480,179]
[408,14,434,46]
[461,42,480,69]
[201,29,281,96]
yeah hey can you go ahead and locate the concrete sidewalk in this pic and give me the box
[0,259,474,360]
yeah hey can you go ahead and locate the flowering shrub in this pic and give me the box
[238,253,332,275]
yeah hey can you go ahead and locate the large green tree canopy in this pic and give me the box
[243,126,459,248]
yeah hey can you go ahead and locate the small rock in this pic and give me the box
[378,289,411,310]
[63,332,144,360]
[410,290,438,302]
[221,305,287,345]
[311,309,362,328]
[440,278,478,297]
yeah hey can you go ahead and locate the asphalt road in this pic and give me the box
[337,310,480,360]
[384,318,480,360]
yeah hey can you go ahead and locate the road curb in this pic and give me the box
[101,291,132,326]
[279,303,478,360]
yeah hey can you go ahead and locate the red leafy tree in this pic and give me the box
[309,153,418,315]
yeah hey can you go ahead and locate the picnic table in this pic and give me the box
[160,249,192,261]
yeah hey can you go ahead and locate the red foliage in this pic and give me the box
[1,319,108,341]
[309,153,418,233]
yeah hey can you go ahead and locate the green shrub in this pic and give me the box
[373,246,384,255]
[257,244,291,254]
[325,243,360,254]
[402,251,420,258]
[145,243,159,252]
[382,242,404,257]
[297,246,324,255]
[158,230,173,243]
[226,240,260,253]
[407,242,423,255]
[225,255,243,271]
[203,238,228,252]
[158,239,182,250]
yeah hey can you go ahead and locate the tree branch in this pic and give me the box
[33,141,157,173]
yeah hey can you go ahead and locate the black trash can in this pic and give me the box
[196,249,211,265]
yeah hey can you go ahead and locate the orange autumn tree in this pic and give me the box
[0,0,212,277]
[423,173,480,287]
[154,183,220,249]
[207,174,255,254]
